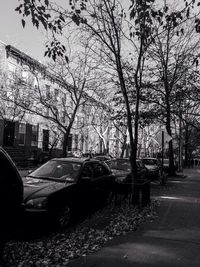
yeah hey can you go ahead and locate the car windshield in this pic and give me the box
[142,159,157,165]
[94,156,111,161]
[136,160,144,168]
[29,160,81,181]
[110,159,131,171]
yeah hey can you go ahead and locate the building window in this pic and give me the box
[6,91,14,108]
[74,134,78,150]
[46,107,49,117]
[8,62,16,79]
[8,62,16,72]
[46,85,50,98]
[75,116,79,126]
[34,77,39,89]
[71,100,74,108]
[62,111,66,123]
[62,93,66,105]
[42,129,49,151]
[81,103,85,112]
[22,69,28,82]
[54,88,59,100]
[31,125,38,146]
[80,135,84,151]
[80,117,84,126]
[19,123,26,145]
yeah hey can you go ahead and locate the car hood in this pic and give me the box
[23,177,75,201]
[145,165,158,171]
[111,168,130,177]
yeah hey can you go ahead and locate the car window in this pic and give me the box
[110,159,131,171]
[163,159,169,164]
[101,162,111,175]
[81,164,93,178]
[30,160,81,181]
[92,162,110,178]
[136,161,143,168]
[142,159,157,165]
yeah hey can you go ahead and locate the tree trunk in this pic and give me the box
[62,129,70,157]
[48,140,57,160]
[120,135,127,158]
[114,43,141,204]
[166,99,175,175]
[116,65,137,203]
[184,123,189,167]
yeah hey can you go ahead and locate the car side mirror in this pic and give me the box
[28,169,33,175]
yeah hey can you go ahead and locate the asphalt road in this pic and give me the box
[68,168,200,267]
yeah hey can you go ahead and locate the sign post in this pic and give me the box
[161,130,164,177]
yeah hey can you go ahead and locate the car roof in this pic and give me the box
[0,147,23,199]
[50,157,101,164]
[142,157,158,160]
[110,158,141,162]
[94,156,111,159]
[111,157,129,160]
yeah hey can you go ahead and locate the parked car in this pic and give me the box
[141,157,161,180]
[108,158,148,183]
[23,157,115,228]
[163,158,178,174]
[0,147,24,261]
[93,155,112,164]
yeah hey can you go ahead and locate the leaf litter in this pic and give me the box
[4,201,158,266]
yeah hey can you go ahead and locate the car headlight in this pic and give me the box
[25,197,47,209]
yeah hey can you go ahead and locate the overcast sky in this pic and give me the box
[1,0,173,63]
[1,0,132,63]
[1,1,47,61]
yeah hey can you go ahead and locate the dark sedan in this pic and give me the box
[0,147,24,260]
[108,158,148,183]
[163,158,178,174]
[141,157,161,180]
[23,157,115,227]
[107,158,150,205]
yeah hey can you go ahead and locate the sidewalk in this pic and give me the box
[68,168,200,267]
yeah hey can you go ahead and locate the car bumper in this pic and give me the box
[23,207,50,224]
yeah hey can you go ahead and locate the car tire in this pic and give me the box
[56,205,72,228]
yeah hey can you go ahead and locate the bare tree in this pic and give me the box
[0,71,26,122]
[145,21,200,173]
[15,0,200,203]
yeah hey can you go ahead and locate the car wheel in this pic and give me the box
[56,205,71,228]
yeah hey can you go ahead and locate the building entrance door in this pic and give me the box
[3,120,15,147]
[42,129,49,151]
